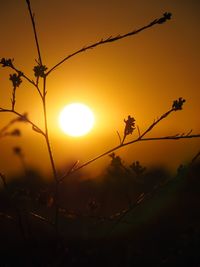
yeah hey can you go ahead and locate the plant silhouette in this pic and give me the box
[0,2,200,265]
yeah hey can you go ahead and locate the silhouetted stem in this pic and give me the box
[42,77,57,181]
[24,2,57,178]
[127,134,200,143]
[25,0,59,229]
[11,86,16,110]
[121,108,175,144]
[116,131,122,145]
[47,13,171,75]
[26,0,43,65]
[0,108,45,136]
[41,77,59,228]
[72,134,200,174]
[121,134,126,145]
[139,109,174,139]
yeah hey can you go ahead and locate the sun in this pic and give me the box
[58,103,95,137]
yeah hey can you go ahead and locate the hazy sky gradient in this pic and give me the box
[0,0,200,177]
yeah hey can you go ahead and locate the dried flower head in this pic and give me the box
[0,58,14,68]
[124,115,135,136]
[157,12,172,24]
[172,97,186,111]
[9,73,22,88]
[33,64,48,78]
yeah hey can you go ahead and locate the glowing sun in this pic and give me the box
[58,103,95,137]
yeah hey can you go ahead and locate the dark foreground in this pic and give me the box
[0,163,200,266]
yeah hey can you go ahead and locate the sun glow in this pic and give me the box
[58,103,95,137]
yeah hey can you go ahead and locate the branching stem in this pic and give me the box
[41,77,59,229]
[47,13,171,75]
[59,107,200,181]
[138,109,174,139]
[42,77,57,181]
[61,134,200,176]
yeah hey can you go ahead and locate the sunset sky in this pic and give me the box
[0,0,200,178]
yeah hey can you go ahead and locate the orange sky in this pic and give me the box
[0,0,200,178]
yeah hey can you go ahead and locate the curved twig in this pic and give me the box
[70,134,200,174]
[47,13,172,76]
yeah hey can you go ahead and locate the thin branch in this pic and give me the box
[47,12,172,75]
[59,144,121,181]
[42,77,57,180]
[116,131,122,145]
[0,108,45,136]
[125,134,200,144]
[11,86,16,110]
[136,125,141,138]
[59,160,80,183]
[138,109,174,139]
[26,0,43,65]
[66,134,200,175]
[41,76,59,229]
[121,133,126,145]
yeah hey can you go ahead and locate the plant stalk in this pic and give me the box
[26,0,43,65]
[42,77,59,229]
